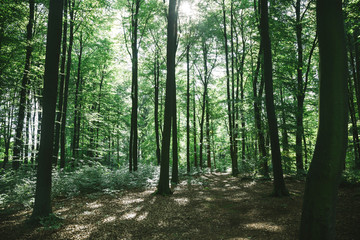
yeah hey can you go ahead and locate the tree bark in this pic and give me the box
[186,44,191,173]
[259,0,288,196]
[222,0,238,176]
[154,51,161,166]
[129,0,140,172]
[72,32,83,166]
[53,0,68,166]
[31,0,63,221]
[13,0,35,170]
[295,0,305,174]
[157,0,178,195]
[60,0,75,169]
[193,76,198,168]
[299,0,348,238]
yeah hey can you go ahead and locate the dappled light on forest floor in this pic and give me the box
[0,173,359,239]
[244,222,283,232]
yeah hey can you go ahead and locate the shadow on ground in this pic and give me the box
[1,172,359,239]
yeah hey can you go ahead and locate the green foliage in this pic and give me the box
[341,170,360,185]
[52,163,160,198]
[0,167,36,208]
[0,163,160,208]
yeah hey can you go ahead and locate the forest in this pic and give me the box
[0,0,359,239]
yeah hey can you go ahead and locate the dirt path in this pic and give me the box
[1,173,359,239]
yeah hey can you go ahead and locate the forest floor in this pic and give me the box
[1,172,360,240]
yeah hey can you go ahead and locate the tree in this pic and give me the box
[222,0,239,176]
[259,0,288,196]
[299,0,348,238]
[157,0,178,195]
[12,0,35,170]
[129,0,141,172]
[53,0,68,166]
[30,0,63,221]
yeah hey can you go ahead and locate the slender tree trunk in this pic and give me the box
[157,0,177,195]
[13,0,35,170]
[280,87,290,172]
[72,32,83,165]
[295,0,305,174]
[24,98,31,164]
[253,48,268,176]
[230,0,238,172]
[171,93,179,184]
[30,0,63,221]
[129,0,140,172]
[31,93,37,164]
[222,0,238,176]
[186,44,191,173]
[193,77,198,168]
[53,0,68,166]
[299,0,348,238]
[2,99,13,168]
[206,97,211,169]
[260,0,288,196]
[154,52,161,166]
[60,0,74,169]
[199,40,209,169]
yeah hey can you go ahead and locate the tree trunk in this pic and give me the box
[171,93,179,184]
[157,0,178,195]
[186,44,191,173]
[30,0,63,221]
[154,51,161,165]
[299,0,348,238]
[259,0,288,196]
[206,97,211,169]
[72,32,83,166]
[295,0,305,175]
[253,48,269,177]
[222,0,238,176]
[60,0,75,169]
[53,0,68,166]
[193,77,198,168]
[13,0,35,170]
[129,0,140,172]
[280,87,290,172]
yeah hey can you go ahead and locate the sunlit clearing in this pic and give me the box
[244,222,283,232]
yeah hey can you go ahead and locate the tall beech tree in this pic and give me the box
[259,0,288,196]
[222,0,239,176]
[53,0,68,166]
[299,0,348,238]
[30,0,63,221]
[12,0,35,170]
[157,0,178,195]
[129,0,141,172]
[60,0,75,169]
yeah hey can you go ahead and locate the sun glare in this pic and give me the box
[179,1,197,19]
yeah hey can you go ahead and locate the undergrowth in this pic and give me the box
[0,163,160,209]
